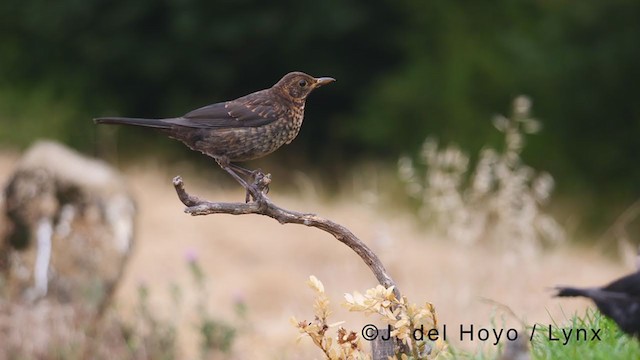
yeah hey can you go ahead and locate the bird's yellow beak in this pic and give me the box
[314,77,336,88]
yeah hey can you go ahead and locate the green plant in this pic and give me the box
[120,282,179,359]
[187,252,238,358]
[530,309,640,359]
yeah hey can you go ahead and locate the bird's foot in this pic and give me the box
[245,170,271,203]
[250,169,271,193]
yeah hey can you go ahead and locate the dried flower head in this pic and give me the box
[398,96,565,252]
[294,277,447,359]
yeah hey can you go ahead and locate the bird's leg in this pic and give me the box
[226,163,257,202]
[227,163,254,178]
[215,158,261,202]
[228,163,271,197]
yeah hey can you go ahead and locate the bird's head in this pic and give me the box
[274,72,335,101]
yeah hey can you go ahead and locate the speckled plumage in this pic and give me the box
[94,72,334,164]
[171,91,306,162]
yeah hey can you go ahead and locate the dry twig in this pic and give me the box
[172,175,401,300]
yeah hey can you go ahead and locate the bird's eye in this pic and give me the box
[298,80,308,87]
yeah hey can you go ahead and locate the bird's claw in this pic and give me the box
[244,170,271,203]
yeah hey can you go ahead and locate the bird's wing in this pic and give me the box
[168,90,282,129]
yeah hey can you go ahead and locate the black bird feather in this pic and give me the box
[555,271,640,337]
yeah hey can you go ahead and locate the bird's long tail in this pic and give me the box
[94,117,172,129]
[555,287,591,298]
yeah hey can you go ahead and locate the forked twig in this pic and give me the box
[172,175,401,299]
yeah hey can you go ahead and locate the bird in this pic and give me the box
[555,270,640,337]
[94,71,335,201]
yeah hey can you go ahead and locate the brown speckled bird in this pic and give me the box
[95,72,334,200]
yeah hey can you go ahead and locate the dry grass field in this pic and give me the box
[0,149,631,359]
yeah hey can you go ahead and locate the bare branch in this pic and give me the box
[172,176,401,299]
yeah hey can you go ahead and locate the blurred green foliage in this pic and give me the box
[0,0,639,226]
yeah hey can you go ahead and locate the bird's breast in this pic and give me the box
[285,106,305,144]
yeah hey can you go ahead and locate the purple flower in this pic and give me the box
[185,248,198,263]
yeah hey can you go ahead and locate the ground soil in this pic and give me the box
[0,150,629,359]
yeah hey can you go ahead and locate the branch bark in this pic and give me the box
[172,175,401,299]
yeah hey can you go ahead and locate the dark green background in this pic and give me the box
[1,0,638,232]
